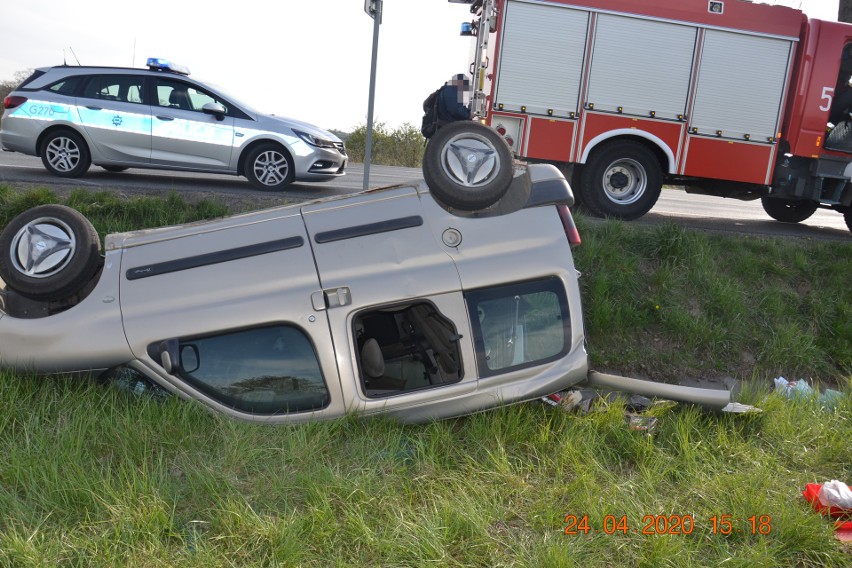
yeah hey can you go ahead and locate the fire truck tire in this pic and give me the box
[845,209,852,234]
[580,141,663,220]
[423,121,513,211]
[760,197,818,223]
[0,205,101,301]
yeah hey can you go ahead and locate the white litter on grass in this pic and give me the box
[721,402,763,414]
[818,480,852,509]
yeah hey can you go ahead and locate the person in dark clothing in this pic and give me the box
[829,76,852,126]
[437,74,471,123]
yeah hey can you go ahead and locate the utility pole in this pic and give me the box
[363,0,383,190]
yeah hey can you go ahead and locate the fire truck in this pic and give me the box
[451,0,852,232]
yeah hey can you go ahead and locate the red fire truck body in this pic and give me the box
[454,0,852,231]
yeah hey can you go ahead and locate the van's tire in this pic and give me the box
[579,140,663,220]
[423,121,513,211]
[0,205,101,301]
[40,129,91,178]
[761,197,818,223]
[244,143,295,190]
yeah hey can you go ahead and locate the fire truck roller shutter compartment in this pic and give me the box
[494,1,589,118]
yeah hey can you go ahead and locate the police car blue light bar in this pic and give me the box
[146,58,190,76]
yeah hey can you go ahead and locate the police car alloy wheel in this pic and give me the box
[244,143,296,190]
[40,130,91,178]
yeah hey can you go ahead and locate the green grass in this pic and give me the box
[0,374,849,566]
[572,216,852,383]
[0,186,850,566]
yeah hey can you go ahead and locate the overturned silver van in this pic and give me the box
[0,122,595,422]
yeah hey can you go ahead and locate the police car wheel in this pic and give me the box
[245,143,295,190]
[760,197,818,224]
[0,205,101,301]
[423,121,513,211]
[40,129,91,178]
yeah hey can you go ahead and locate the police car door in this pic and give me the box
[76,74,151,163]
[300,186,477,417]
[149,77,235,170]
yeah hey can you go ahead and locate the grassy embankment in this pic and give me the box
[0,186,849,566]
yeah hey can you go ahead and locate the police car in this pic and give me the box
[0,58,346,190]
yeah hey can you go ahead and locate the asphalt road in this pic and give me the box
[0,151,849,241]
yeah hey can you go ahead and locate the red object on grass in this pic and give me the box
[802,484,852,518]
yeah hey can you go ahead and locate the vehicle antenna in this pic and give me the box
[69,46,81,66]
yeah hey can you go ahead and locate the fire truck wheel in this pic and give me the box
[0,205,101,301]
[423,121,514,211]
[580,141,663,220]
[845,209,852,234]
[760,197,818,223]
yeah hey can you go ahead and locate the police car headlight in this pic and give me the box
[294,129,337,149]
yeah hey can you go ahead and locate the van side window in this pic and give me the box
[466,277,570,377]
[170,325,330,415]
[354,302,463,398]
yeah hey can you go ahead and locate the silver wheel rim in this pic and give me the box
[45,136,82,173]
[602,158,647,205]
[440,132,500,188]
[10,217,76,278]
[252,150,289,187]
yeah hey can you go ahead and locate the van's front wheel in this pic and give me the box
[0,205,101,301]
[580,141,662,220]
[423,121,514,211]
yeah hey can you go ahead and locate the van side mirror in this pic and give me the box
[158,339,179,374]
[157,339,200,375]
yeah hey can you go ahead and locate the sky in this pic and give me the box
[0,0,840,133]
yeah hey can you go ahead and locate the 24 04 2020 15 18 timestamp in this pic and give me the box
[563,514,773,536]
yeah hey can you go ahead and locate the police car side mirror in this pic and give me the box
[202,102,226,121]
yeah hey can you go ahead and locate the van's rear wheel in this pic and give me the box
[423,121,513,211]
[0,205,101,301]
[761,197,818,223]
[580,141,662,220]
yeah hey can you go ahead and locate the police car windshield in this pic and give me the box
[197,78,260,115]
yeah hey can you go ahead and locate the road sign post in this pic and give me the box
[363,0,383,190]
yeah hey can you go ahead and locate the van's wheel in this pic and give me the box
[423,121,513,210]
[0,205,101,301]
[579,141,662,220]
[244,143,295,190]
[40,130,91,178]
[761,197,818,223]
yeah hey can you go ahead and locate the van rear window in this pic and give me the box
[466,277,570,377]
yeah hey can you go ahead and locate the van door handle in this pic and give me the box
[311,287,351,311]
